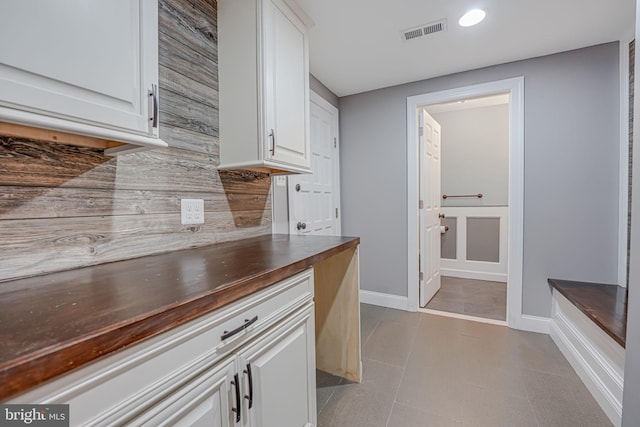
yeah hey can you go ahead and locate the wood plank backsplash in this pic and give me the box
[0,0,272,282]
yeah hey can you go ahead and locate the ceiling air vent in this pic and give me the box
[401,19,447,42]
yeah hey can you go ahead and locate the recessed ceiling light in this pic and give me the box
[458,9,486,27]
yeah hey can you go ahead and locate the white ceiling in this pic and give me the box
[295,0,636,97]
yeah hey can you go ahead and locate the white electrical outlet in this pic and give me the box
[181,199,204,225]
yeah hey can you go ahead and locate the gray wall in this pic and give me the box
[339,42,620,317]
[310,74,339,108]
[432,104,509,207]
[622,3,640,424]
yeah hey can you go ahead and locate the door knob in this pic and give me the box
[439,213,445,219]
[297,222,307,230]
[295,184,301,192]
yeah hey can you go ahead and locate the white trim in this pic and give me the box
[618,38,632,287]
[550,292,624,427]
[419,308,507,326]
[270,175,290,234]
[519,315,551,334]
[440,206,509,279]
[441,270,507,282]
[359,290,409,311]
[406,77,527,331]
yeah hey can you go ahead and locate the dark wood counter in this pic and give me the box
[548,278,627,347]
[0,234,360,401]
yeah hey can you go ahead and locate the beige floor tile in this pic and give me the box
[461,383,538,427]
[425,299,465,313]
[523,369,611,426]
[361,303,388,320]
[318,306,612,427]
[362,317,419,367]
[317,384,394,427]
[395,363,464,421]
[316,370,343,414]
[379,307,422,329]
[426,277,507,321]
[361,314,380,345]
[387,402,462,427]
[361,358,404,397]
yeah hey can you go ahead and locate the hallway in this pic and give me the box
[317,304,611,426]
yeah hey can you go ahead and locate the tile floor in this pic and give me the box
[316,304,611,427]
[426,277,507,321]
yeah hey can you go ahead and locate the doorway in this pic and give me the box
[422,94,510,323]
[406,77,525,329]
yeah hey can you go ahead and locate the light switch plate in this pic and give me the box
[181,199,204,224]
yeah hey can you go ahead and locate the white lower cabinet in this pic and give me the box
[129,357,237,427]
[239,306,316,427]
[134,305,316,427]
[9,269,317,427]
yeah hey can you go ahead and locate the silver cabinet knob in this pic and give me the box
[296,222,307,230]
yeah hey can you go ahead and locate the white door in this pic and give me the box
[419,110,442,307]
[239,306,316,427]
[288,92,340,235]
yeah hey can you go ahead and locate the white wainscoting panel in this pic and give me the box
[550,291,625,427]
[440,206,508,282]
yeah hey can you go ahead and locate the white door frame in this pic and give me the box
[406,77,526,330]
[617,37,633,287]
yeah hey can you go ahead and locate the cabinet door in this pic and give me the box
[262,0,310,169]
[0,0,158,136]
[127,357,237,427]
[239,305,316,427]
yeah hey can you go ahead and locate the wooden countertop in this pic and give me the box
[0,234,360,401]
[548,278,627,347]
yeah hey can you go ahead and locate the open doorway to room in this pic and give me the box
[421,94,510,323]
[406,78,525,328]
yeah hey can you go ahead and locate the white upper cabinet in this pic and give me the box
[218,0,312,174]
[0,0,167,155]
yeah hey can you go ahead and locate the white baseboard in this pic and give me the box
[441,269,507,282]
[550,292,624,427]
[512,314,551,334]
[359,290,409,311]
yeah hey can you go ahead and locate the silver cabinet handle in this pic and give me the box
[149,84,158,129]
[269,129,275,155]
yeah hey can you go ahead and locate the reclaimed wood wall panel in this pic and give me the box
[159,31,218,92]
[0,187,271,220]
[0,0,272,282]
[0,213,271,280]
